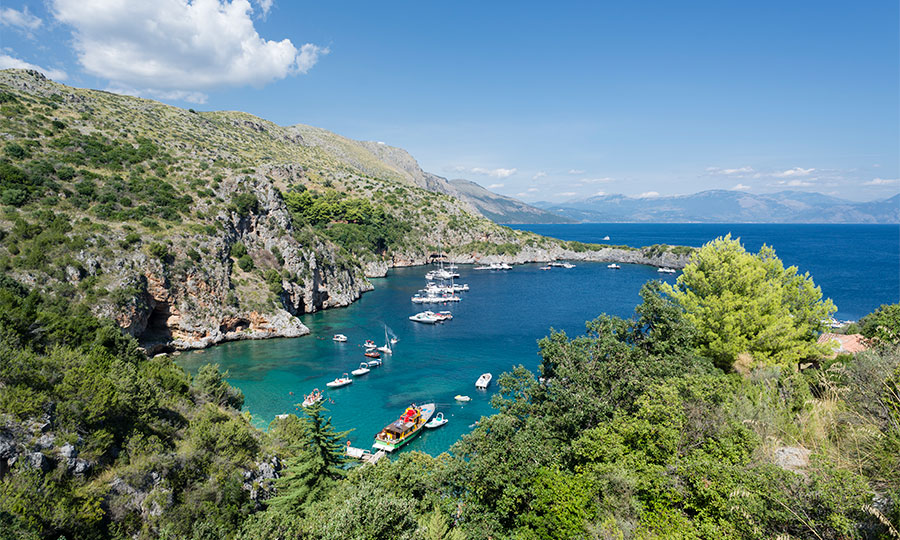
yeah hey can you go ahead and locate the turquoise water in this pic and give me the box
[179,223,900,455]
[177,262,679,454]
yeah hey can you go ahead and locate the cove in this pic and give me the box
[177,262,679,455]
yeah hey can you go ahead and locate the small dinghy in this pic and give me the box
[364,350,381,359]
[326,374,352,388]
[363,340,377,349]
[425,412,448,429]
[301,388,323,407]
[454,395,471,402]
[333,334,348,342]
[351,363,371,376]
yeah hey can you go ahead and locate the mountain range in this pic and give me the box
[533,190,900,224]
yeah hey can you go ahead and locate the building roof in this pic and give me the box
[817,333,869,356]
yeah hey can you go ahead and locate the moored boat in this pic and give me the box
[607,263,621,269]
[301,388,324,407]
[454,395,471,402]
[366,358,383,368]
[373,403,435,452]
[409,311,440,324]
[364,350,381,359]
[425,412,448,429]
[333,334,348,342]
[326,374,352,388]
[475,372,492,389]
[657,267,677,274]
[364,340,377,349]
[351,362,370,376]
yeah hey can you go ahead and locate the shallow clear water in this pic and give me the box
[178,223,899,455]
[177,262,678,454]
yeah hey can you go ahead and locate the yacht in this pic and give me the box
[607,263,621,269]
[326,374,352,388]
[409,311,441,324]
[333,334,348,342]
[475,373,492,389]
[474,262,512,270]
[657,267,677,274]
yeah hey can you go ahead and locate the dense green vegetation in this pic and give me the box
[283,187,411,257]
[2,237,899,538]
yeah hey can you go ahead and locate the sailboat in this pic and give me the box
[376,327,393,354]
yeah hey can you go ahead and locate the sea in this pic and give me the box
[177,223,900,456]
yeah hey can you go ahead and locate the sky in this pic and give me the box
[1,1,898,203]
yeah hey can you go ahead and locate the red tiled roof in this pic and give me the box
[817,333,869,355]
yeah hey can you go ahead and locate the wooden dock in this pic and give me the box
[346,446,386,466]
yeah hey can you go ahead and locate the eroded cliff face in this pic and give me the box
[91,173,373,352]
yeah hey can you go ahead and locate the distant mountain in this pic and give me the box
[447,179,575,224]
[535,190,900,223]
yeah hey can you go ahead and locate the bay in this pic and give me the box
[178,223,899,456]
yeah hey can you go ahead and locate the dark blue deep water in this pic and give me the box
[179,223,899,456]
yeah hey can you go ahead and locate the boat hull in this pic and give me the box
[372,403,435,452]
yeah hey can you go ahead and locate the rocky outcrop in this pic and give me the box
[90,171,373,352]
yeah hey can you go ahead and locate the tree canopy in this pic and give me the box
[664,234,835,370]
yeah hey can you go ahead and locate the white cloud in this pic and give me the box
[51,0,327,101]
[527,188,539,193]
[592,191,606,197]
[257,0,274,16]
[706,166,754,176]
[864,178,899,186]
[785,179,814,187]
[0,54,67,80]
[774,167,815,178]
[558,191,577,197]
[636,191,660,198]
[515,192,531,198]
[0,7,42,31]
[567,169,585,175]
[487,183,504,189]
[532,171,547,180]
[469,167,517,178]
[732,183,751,191]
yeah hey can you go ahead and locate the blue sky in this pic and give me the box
[2,1,898,203]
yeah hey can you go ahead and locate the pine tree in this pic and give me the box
[268,402,351,511]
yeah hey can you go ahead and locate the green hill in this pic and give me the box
[0,69,688,352]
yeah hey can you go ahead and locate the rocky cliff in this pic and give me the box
[0,69,692,352]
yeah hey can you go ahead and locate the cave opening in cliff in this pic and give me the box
[141,301,174,345]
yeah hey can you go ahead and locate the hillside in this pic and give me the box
[447,179,574,223]
[0,69,687,352]
[538,190,900,223]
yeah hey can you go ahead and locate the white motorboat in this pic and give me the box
[366,358,383,368]
[562,263,576,269]
[474,262,512,270]
[333,334,348,342]
[326,374,353,388]
[475,373,492,389]
[363,340,377,349]
[540,266,551,270]
[657,267,677,274]
[351,363,370,376]
[409,311,440,324]
[603,235,610,240]
[454,395,471,402]
[607,263,621,269]
[425,412,448,429]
